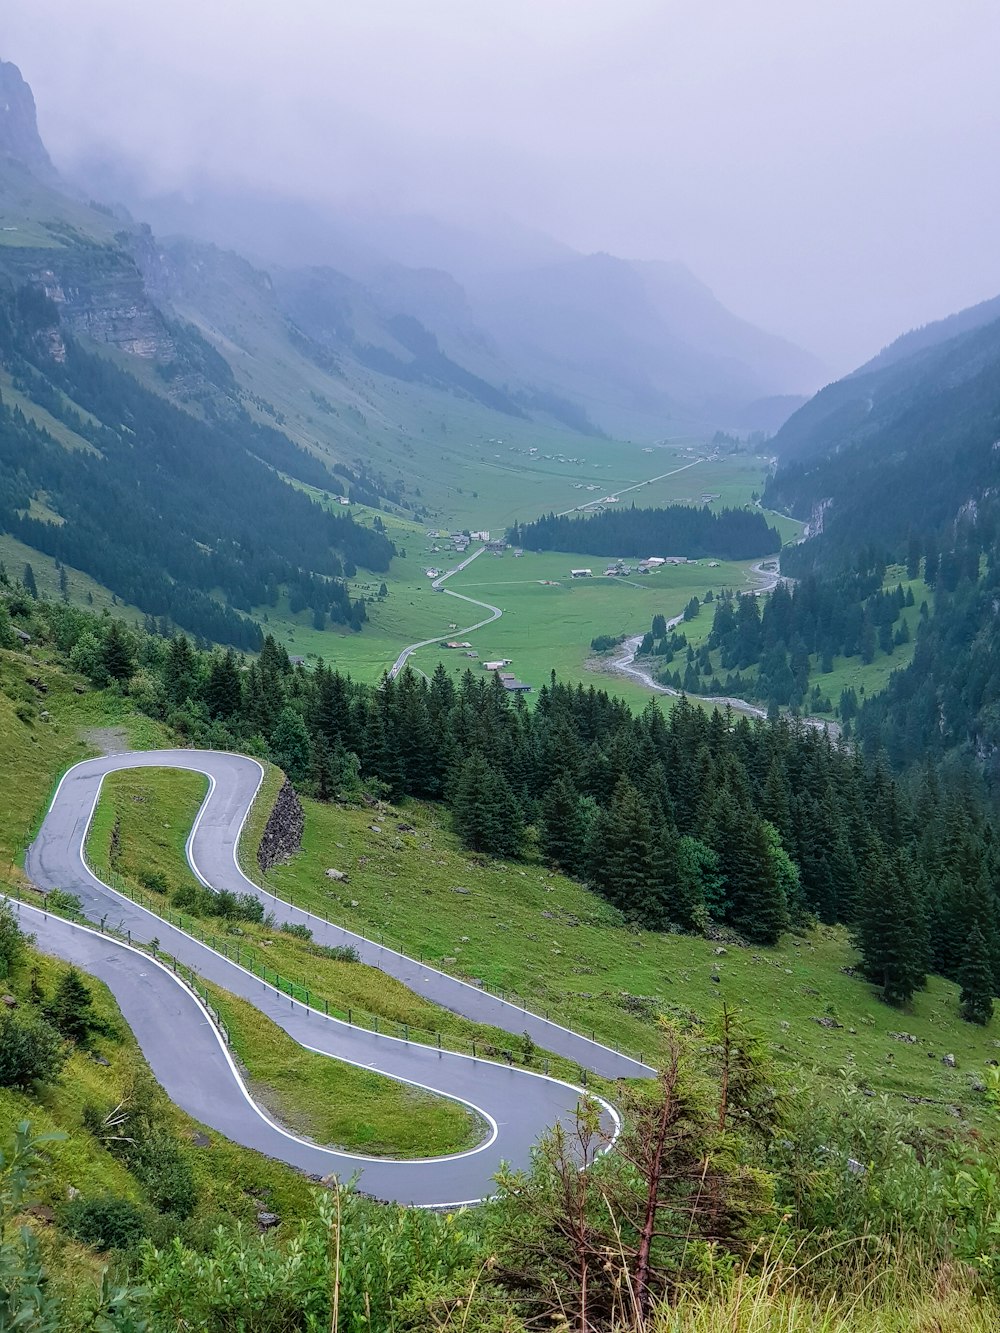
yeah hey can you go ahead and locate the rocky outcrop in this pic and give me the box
[0,61,58,182]
[257,780,304,872]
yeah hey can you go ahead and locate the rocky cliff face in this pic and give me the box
[0,61,58,182]
[257,779,305,872]
[0,241,178,360]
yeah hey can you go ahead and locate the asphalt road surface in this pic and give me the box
[389,547,502,679]
[22,750,652,1206]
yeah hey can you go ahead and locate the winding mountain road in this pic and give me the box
[389,547,502,679]
[21,750,650,1207]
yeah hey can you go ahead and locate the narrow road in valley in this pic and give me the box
[22,750,651,1207]
[555,457,703,517]
[604,561,837,732]
[389,458,708,680]
[389,547,503,679]
[609,559,784,706]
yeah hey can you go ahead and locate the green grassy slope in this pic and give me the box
[256,788,1000,1131]
[85,766,482,1157]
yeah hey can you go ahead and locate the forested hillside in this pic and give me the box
[0,286,392,646]
[510,503,781,560]
[766,308,1000,576]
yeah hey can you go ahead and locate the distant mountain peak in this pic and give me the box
[0,60,57,181]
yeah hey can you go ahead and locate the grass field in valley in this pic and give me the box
[265,449,796,692]
[434,549,764,705]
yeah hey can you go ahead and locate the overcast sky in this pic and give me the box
[6,0,1000,371]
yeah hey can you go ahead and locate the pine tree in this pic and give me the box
[164,634,199,706]
[271,706,312,785]
[856,848,926,1006]
[21,563,37,599]
[203,649,242,719]
[46,967,95,1044]
[585,779,659,922]
[539,776,588,876]
[101,620,134,682]
[451,753,524,858]
[959,923,995,1025]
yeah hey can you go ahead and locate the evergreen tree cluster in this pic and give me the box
[855,513,1000,782]
[9,582,1000,1015]
[0,286,393,648]
[673,573,917,714]
[508,504,781,561]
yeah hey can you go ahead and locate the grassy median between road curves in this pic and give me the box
[86,767,484,1159]
[203,983,487,1158]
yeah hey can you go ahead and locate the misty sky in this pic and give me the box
[6,0,1000,372]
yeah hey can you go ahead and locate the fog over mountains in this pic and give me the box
[62,139,823,437]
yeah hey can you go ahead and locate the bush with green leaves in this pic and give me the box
[84,1074,198,1220]
[61,1194,150,1252]
[139,1186,482,1332]
[313,943,360,963]
[0,1122,143,1330]
[43,889,83,918]
[173,883,264,924]
[280,921,313,941]
[0,1011,66,1088]
[0,902,26,981]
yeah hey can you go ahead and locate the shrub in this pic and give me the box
[0,903,26,980]
[62,1194,150,1251]
[44,889,83,918]
[172,883,216,916]
[590,633,625,653]
[0,1012,66,1087]
[314,943,360,963]
[280,922,313,941]
[213,891,264,923]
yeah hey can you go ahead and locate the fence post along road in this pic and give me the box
[22,749,653,1207]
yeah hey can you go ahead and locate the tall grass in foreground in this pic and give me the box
[640,1239,991,1333]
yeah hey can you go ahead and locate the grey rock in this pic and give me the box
[257,1211,279,1229]
[452,887,472,895]
[325,868,348,882]
[713,946,727,956]
[257,779,304,872]
[942,1053,957,1068]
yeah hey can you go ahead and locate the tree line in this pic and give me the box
[508,503,781,560]
[6,576,1000,1021]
